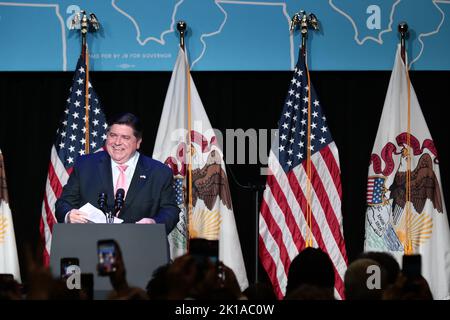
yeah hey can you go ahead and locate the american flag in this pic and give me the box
[259,51,348,299]
[39,52,107,266]
[366,176,385,205]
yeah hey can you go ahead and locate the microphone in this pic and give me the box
[114,188,125,216]
[98,192,108,214]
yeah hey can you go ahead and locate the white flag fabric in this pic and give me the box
[153,48,248,290]
[0,149,21,282]
[364,46,450,299]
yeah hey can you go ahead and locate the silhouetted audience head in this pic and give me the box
[189,259,245,300]
[243,282,277,300]
[164,253,245,300]
[284,284,336,300]
[382,254,432,300]
[0,274,22,300]
[344,258,387,300]
[285,247,335,298]
[382,274,433,300]
[358,251,400,285]
[146,264,170,299]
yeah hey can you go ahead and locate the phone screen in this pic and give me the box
[97,240,117,275]
[189,238,219,264]
[60,258,80,279]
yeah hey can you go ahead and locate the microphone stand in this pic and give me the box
[249,183,265,286]
[225,162,265,285]
[98,193,114,224]
[100,208,114,223]
[106,211,114,224]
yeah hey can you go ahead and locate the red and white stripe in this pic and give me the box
[366,177,375,202]
[259,142,348,299]
[39,146,70,266]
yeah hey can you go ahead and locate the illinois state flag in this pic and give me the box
[153,47,248,290]
[364,46,450,299]
[0,149,21,282]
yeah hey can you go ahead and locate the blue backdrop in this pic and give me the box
[0,0,449,71]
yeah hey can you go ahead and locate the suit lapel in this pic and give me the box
[97,152,115,210]
[123,155,151,210]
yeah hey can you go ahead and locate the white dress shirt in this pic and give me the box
[111,151,140,195]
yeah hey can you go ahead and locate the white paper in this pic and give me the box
[79,202,123,224]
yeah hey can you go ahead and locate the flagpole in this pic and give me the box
[177,21,192,248]
[177,21,186,50]
[70,10,101,155]
[290,11,319,248]
[81,14,90,154]
[398,22,413,255]
[398,22,408,64]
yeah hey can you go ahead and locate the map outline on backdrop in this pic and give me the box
[0,0,449,71]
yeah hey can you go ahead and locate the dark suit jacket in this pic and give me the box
[55,151,180,233]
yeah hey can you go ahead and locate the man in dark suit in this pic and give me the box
[55,113,180,234]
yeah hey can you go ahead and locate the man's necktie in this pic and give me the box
[115,164,129,197]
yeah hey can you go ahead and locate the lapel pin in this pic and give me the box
[140,175,146,179]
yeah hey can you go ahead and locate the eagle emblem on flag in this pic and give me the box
[192,150,232,211]
[366,133,440,251]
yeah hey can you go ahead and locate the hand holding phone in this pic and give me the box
[97,239,117,276]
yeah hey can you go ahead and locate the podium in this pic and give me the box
[50,224,169,299]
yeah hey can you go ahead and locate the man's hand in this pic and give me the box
[136,218,156,224]
[68,209,88,223]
